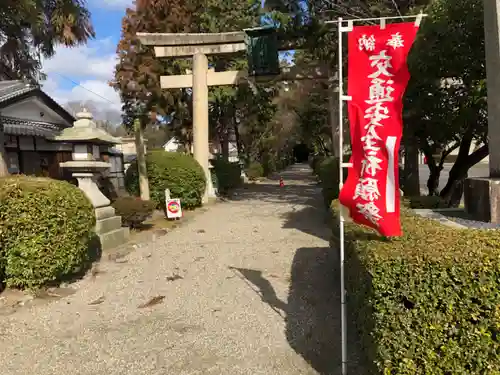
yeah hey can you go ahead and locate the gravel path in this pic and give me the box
[0,164,357,375]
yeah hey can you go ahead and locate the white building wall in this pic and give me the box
[2,97,67,125]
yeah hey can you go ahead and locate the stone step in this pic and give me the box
[98,227,130,251]
[95,216,123,235]
[95,206,116,220]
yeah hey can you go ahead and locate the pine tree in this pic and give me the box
[0,0,94,81]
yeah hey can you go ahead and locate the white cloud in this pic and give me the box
[42,38,117,81]
[41,75,60,95]
[41,38,123,118]
[47,79,122,112]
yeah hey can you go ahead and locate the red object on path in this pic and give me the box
[279,176,284,187]
[338,21,419,237]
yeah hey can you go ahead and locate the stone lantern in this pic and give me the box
[55,109,129,250]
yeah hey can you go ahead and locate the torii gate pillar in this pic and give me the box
[464,0,500,222]
[192,52,214,202]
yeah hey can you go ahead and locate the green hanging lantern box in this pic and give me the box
[244,26,280,77]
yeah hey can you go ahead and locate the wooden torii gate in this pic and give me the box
[137,30,335,202]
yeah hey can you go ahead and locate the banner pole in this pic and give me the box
[324,12,426,24]
[337,16,348,375]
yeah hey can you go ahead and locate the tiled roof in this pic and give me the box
[0,81,35,103]
[1,116,65,138]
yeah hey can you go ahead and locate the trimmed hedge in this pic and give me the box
[311,155,326,176]
[331,202,500,374]
[112,196,155,228]
[210,158,242,194]
[317,155,350,208]
[404,195,449,209]
[261,152,277,176]
[245,161,264,180]
[125,150,206,210]
[275,153,293,172]
[261,151,293,177]
[0,176,96,289]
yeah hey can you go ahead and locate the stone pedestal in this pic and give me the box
[95,206,130,251]
[473,1,500,223]
[72,171,129,251]
[464,177,500,223]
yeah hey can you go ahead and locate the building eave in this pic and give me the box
[1,116,66,138]
[0,82,75,126]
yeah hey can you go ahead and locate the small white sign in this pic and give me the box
[166,198,182,219]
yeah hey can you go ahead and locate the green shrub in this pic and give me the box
[210,167,219,191]
[0,176,96,289]
[318,157,339,207]
[331,201,500,374]
[261,152,277,176]
[275,153,293,171]
[125,150,206,210]
[245,162,264,180]
[210,158,242,194]
[261,151,293,176]
[112,196,155,228]
[318,155,350,208]
[311,155,326,175]
[404,195,449,209]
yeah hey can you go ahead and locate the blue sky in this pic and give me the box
[42,0,134,115]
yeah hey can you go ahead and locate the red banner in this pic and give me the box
[339,22,418,237]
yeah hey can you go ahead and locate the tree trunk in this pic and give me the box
[448,171,468,208]
[221,131,229,161]
[440,143,489,202]
[134,118,150,201]
[328,88,339,158]
[233,123,244,161]
[421,147,442,196]
[317,136,329,156]
[0,119,9,177]
[403,132,420,196]
[427,167,441,196]
[439,127,474,201]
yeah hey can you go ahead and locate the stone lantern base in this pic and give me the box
[72,171,130,251]
[94,205,130,251]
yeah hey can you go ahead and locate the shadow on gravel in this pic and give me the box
[226,167,332,243]
[286,246,341,374]
[287,246,366,375]
[226,183,319,205]
[280,196,332,242]
[232,248,365,374]
[229,267,287,318]
[228,165,365,373]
